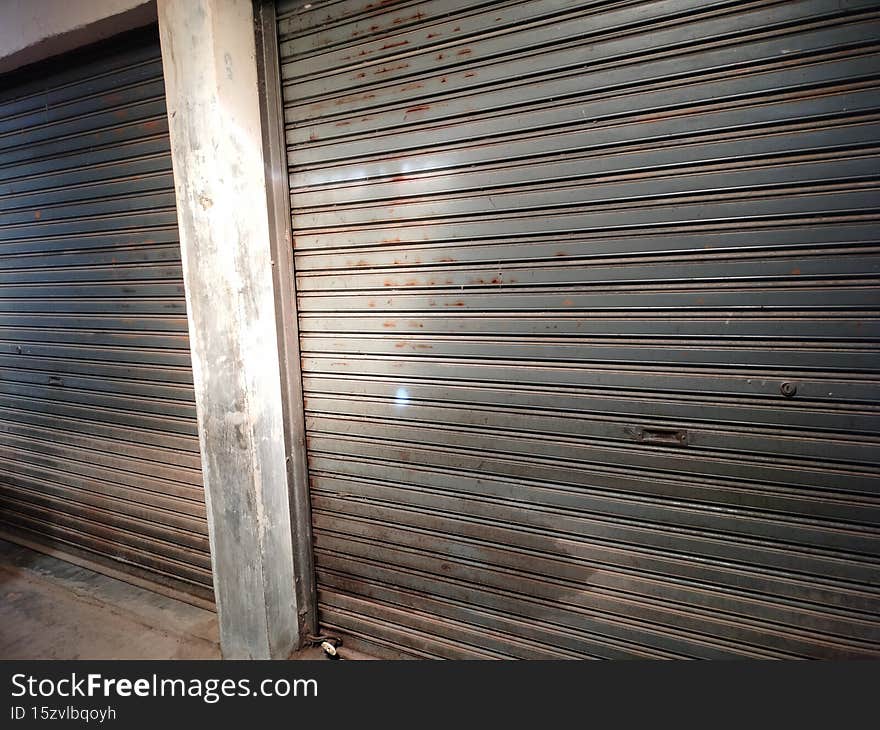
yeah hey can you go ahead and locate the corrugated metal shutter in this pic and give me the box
[0,29,212,607]
[275,0,880,657]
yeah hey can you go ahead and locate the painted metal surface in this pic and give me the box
[255,0,319,641]
[0,29,212,606]
[276,0,880,657]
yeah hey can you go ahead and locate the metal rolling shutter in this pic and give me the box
[275,0,880,657]
[0,29,212,606]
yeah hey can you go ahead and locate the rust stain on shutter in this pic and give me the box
[275,0,880,658]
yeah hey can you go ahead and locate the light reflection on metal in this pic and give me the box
[277,0,880,659]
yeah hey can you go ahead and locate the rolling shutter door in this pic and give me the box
[275,0,880,657]
[0,30,212,606]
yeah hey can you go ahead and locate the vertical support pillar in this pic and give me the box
[156,0,301,659]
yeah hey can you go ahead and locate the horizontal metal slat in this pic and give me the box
[284,0,880,656]
[0,470,205,529]
[294,220,880,270]
[309,468,880,567]
[314,532,878,657]
[317,579,571,659]
[0,30,209,601]
[0,429,201,486]
[0,365,193,403]
[0,327,190,350]
[0,228,179,258]
[293,158,880,229]
[0,156,172,205]
[284,1,878,115]
[318,596,502,659]
[291,92,880,191]
[303,378,880,439]
[3,99,168,160]
[279,0,500,58]
[0,484,208,551]
[298,313,880,341]
[311,480,880,616]
[0,119,169,177]
[0,209,178,243]
[0,315,188,335]
[0,190,176,230]
[0,513,212,589]
[315,565,665,659]
[299,335,880,372]
[0,243,180,271]
[305,418,880,498]
[0,139,171,189]
[314,543,879,657]
[0,353,192,384]
[315,497,877,644]
[0,43,161,116]
[301,357,880,403]
[0,173,175,219]
[291,124,880,210]
[0,497,211,571]
[0,340,194,367]
[297,287,880,315]
[0,445,203,503]
[0,77,167,144]
[282,0,644,84]
[0,523,214,606]
[292,190,880,250]
[0,460,204,516]
[0,298,187,317]
[285,25,880,151]
[0,402,199,454]
[314,531,821,658]
[309,450,878,541]
[0,384,196,428]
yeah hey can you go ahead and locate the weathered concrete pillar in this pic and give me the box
[156,0,300,659]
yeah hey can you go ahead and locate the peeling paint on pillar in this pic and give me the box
[157,0,299,659]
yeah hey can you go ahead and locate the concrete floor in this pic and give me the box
[0,539,220,659]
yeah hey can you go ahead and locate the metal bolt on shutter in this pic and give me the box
[274,0,880,657]
[0,29,212,607]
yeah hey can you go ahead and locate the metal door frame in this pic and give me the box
[253,0,317,642]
